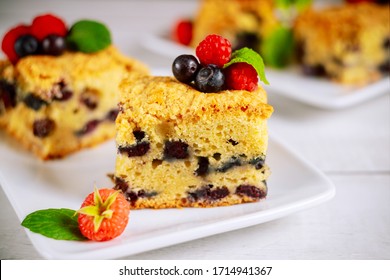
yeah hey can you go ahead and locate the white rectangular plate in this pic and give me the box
[142,33,389,109]
[264,68,389,109]
[0,131,334,259]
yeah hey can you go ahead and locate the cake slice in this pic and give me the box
[293,2,389,84]
[114,35,273,209]
[114,73,273,208]
[0,14,148,159]
[191,0,278,52]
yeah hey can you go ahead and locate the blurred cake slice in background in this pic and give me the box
[0,14,148,159]
[293,2,389,84]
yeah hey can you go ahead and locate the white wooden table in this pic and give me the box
[0,0,389,260]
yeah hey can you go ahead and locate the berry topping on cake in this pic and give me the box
[224,62,258,91]
[173,19,193,46]
[1,25,31,64]
[67,20,112,53]
[172,34,269,93]
[195,64,225,92]
[1,13,112,63]
[14,34,39,58]
[41,34,66,56]
[30,14,67,41]
[196,34,232,67]
[77,188,130,241]
[172,54,200,83]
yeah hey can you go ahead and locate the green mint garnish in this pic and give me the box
[21,208,87,241]
[261,26,294,68]
[275,0,312,11]
[67,20,111,53]
[224,47,269,85]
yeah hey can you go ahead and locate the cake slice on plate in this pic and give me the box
[0,14,148,159]
[114,35,273,208]
[293,2,389,84]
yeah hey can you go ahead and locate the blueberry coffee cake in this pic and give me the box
[0,14,148,159]
[114,35,273,208]
[293,2,389,84]
[191,0,278,52]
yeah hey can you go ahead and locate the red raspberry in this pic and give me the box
[77,188,130,241]
[224,62,258,91]
[196,34,232,67]
[1,24,31,64]
[173,19,193,46]
[30,14,67,41]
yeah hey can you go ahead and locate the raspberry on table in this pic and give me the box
[195,34,232,68]
[224,62,258,91]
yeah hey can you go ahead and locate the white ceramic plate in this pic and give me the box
[142,33,389,110]
[0,130,335,260]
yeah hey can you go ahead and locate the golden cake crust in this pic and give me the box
[119,75,273,122]
[2,46,148,102]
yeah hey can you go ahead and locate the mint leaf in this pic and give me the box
[224,47,269,85]
[21,208,87,241]
[261,26,294,68]
[67,20,111,53]
[275,0,312,11]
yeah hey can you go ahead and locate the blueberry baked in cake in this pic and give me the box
[293,2,389,84]
[0,14,148,159]
[114,35,273,208]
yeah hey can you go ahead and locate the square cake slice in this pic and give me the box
[114,75,273,208]
[191,0,278,52]
[0,46,148,159]
[293,2,389,84]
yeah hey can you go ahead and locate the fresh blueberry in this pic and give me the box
[14,35,39,58]
[41,35,66,56]
[172,54,200,83]
[195,64,225,93]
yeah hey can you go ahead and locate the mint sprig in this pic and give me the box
[21,208,87,241]
[275,0,312,11]
[224,47,269,85]
[261,26,294,68]
[67,20,111,53]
